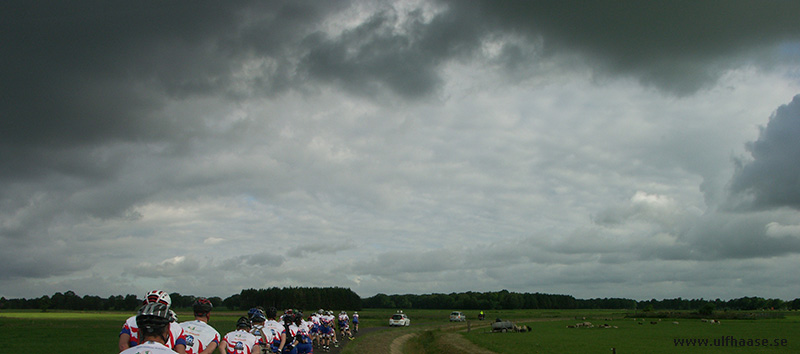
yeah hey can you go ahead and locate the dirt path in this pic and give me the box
[325,327,382,354]
[386,323,500,354]
[386,321,499,354]
[438,332,498,354]
[343,318,567,353]
[389,332,417,354]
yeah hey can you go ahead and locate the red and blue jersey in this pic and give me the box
[119,341,178,354]
[221,329,258,354]
[121,315,187,349]
[263,320,283,350]
[180,320,220,354]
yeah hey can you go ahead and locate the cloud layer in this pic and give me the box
[2,0,800,301]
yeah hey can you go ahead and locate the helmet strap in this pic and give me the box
[159,328,170,346]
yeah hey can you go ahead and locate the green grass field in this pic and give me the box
[461,310,800,354]
[0,310,256,354]
[2,309,798,353]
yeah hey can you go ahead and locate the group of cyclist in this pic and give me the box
[246,306,359,353]
[118,289,212,354]
[118,289,360,354]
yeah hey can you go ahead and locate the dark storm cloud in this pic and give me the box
[457,0,800,94]
[1,0,345,250]
[4,0,797,166]
[298,4,482,99]
[729,95,800,210]
[300,0,800,97]
[1,1,342,176]
[3,2,230,147]
[2,0,800,295]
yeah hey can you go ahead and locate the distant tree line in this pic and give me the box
[0,287,361,312]
[0,290,143,311]
[362,290,800,312]
[223,287,362,311]
[636,296,791,312]
[2,289,798,312]
[363,290,579,310]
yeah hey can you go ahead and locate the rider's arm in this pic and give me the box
[118,333,131,352]
[277,332,286,352]
[199,341,218,354]
[218,339,228,354]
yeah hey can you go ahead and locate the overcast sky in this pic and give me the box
[3,1,800,302]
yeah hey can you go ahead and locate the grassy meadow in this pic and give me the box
[1,308,798,353]
[0,310,254,354]
[459,309,800,354]
[343,308,800,353]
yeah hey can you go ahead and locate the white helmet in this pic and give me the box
[144,290,172,307]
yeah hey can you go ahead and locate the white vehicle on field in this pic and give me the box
[449,311,466,322]
[389,312,410,326]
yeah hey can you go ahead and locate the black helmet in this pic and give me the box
[251,310,266,323]
[136,303,171,335]
[248,307,265,318]
[282,313,294,324]
[193,297,213,315]
[237,316,251,329]
[266,306,278,319]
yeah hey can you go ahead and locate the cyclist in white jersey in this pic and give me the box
[277,313,299,354]
[220,317,261,354]
[120,303,178,354]
[119,290,187,354]
[262,307,284,354]
[180,297,220,354]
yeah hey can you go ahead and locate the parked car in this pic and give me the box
[449,311,466,322]
[491,318,532,333]
[389,312,410,326]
